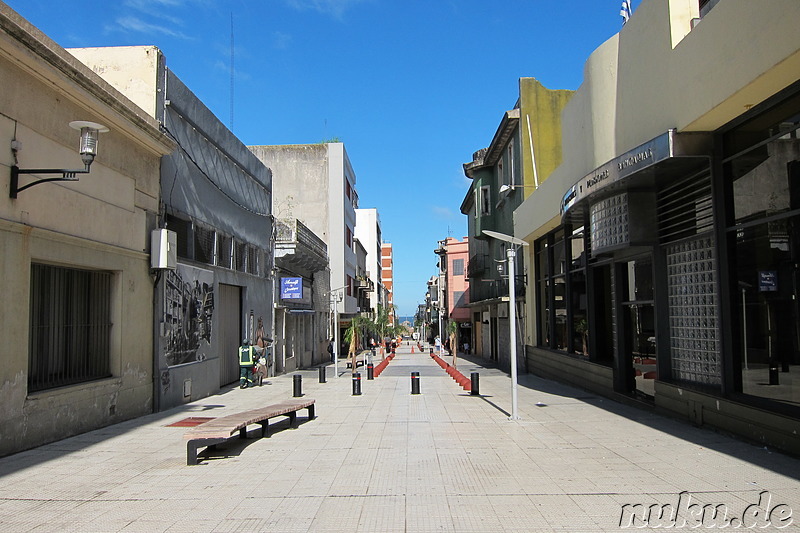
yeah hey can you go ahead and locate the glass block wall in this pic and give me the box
[667,235,722,385]
[590,193,630,253]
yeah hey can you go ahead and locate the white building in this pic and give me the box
[355,208,384,314]
[249,143,359,346]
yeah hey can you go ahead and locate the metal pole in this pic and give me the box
[333,295,339,378]
[508,246,520,420]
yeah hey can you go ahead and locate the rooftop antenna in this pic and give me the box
[230,13,234,129]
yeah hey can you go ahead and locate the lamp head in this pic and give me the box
[69,121,109,166]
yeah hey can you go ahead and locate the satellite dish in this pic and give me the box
[482,230,529,247]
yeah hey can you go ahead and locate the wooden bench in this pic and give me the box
[184,398,315,465]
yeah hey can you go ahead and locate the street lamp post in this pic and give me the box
[482,230,529,420]
[331,288,345,378]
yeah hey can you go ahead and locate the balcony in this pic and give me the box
[275,218,328,273]
[469,275,526,304]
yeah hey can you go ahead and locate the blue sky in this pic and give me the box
[6,0,631,316]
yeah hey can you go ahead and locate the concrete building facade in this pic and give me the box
[70,45,275,409]
[354,207,383,315]
[515,0,800,454]
[0,7,175,455]
[461,79,572,370]
[381,242,395,325]
[249,143,359,350]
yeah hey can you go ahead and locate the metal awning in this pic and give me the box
[560,130,711,222]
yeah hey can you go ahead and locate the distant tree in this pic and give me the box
[448,320,459,369]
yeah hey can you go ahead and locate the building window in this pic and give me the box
[346,180,351,200]
[28,264,113,393]
[217,234,233,269]
[508,143,515,187]
[453,290,465,307]
[194,224,215,265]
[346,226,353,249]
[480,186,491,216]
[535,226,589,358]
[452,258,464,276]
[723,87,800,409]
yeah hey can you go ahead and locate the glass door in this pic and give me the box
[620,257,657,399]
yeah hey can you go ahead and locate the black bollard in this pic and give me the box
[470,372,480,396]
[770,363,780,385]
[367,363,374,380]
[411,371,420,395]
[352,372,362,395]
[319,366,327,383]
[293,374,303,397]
[429,347,434,356]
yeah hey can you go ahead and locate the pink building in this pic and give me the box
[444,237,470,348]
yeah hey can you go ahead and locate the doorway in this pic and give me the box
[619,257,657,399]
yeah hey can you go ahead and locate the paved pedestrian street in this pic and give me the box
[1,344,799,532]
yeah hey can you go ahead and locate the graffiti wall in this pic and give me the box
[162,264,214,366]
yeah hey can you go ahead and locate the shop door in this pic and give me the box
[218,283,242,386]
[619,256,657,399]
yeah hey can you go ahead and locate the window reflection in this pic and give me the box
[726,93,800,409]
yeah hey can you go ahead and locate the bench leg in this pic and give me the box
[239,427,247,439]
[307,404,315,420]
[260,420,269,437]
[187,438,225,465]
[187,442,199,466]
[289,410,297,427]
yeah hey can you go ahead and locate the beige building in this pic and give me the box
[0,5,174,455]
[516,0,800,454]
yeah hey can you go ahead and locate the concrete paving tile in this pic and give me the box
[2,345,799,532]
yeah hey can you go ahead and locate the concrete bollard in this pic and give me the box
[293,374,303,397]
[470,372,480,396]
[411,371,420,395]
[319,366,326,383]
[352,372,362,395]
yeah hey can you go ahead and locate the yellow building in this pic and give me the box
[516,0,800,454]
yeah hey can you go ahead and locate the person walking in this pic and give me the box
[239,339,256,389]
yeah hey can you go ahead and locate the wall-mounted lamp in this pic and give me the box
[9,121,109,199]
[498,183,537,194]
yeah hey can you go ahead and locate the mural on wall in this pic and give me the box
[163,264,214,366]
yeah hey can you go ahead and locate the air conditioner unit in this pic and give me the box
[151,229,177,270]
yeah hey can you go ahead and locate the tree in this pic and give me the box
[344,315,372,373]
[448,320,459,369]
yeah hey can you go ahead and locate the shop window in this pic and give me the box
[28,264,112,392]
[535,226,588,358]
[724,88,800,409]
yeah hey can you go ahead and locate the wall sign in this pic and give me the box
[759,271,778,292]
[281,277,303,299]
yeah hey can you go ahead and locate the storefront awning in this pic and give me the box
[560,130,711,222]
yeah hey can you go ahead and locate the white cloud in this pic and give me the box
[431,206,457,219]
[273,31,292,50]
[284,0,371,20]
[114,16,192,39]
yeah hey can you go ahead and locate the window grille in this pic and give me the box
[234,240,247,272]
[28,264,112,392]
[217,234,233,269]
[194,225,215,265]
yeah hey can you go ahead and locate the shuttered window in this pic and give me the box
[28,264,112,392]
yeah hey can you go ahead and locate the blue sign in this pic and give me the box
[759,271,778,292]
[281,277,303,299]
